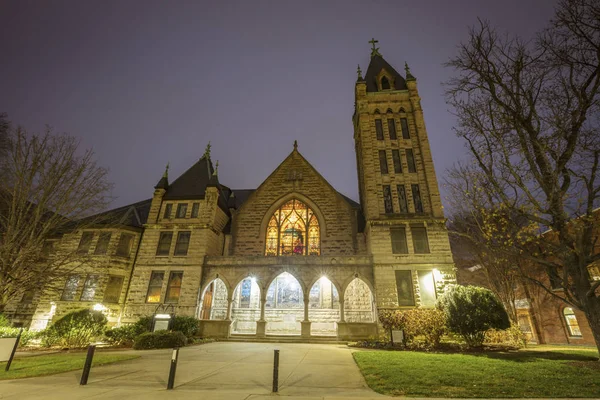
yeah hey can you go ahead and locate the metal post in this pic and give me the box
[272,349,280,393]
[167,347,179,390]
[79,345,96,385]
[5,328,22,372]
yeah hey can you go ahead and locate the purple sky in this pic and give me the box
[0,0,558,211]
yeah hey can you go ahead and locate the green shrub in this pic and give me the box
[485,324,527,348]
[0,313,10,327]
[402,308,447,348]
[133,316,153,333]
[41,309,107,348]
[104,324,145,346]
[436,285,510,347]
[133,331,187,350]
[172,316,200,338]
[0,327,40,346]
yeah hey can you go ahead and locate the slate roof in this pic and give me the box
[364,55,408,92]
[80,198,152,229]
[163,156,214,200]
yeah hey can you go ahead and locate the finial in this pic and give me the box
[357,64,363,81]
[163,162,169,178]
[293,140,298,150]
[369,38,381,57]
[203,141,211,159]
[213,160,219,176]
[405,62,416,81]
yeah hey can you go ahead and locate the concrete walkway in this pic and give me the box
[0,342,388,399]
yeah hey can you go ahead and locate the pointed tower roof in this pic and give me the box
[163,155,214,200]
[364,54,408,92]
[154,163,169,189]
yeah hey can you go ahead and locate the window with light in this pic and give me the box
[563,307,582,337]
[265,199,320,256]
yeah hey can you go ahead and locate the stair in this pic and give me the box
[223,334,348,344]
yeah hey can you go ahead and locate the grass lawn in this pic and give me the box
[0,352,140,380]
[353,346,600,398]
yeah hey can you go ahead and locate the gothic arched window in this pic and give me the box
[381,76,391,90]
[265,199,320,256]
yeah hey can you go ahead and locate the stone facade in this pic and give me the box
[7,47,457,340]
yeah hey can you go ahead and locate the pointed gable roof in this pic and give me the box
[364,55,408,92]
[163,156,214,200]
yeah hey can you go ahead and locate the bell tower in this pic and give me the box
[353,39,455,309]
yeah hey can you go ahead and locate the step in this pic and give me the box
[223,334,347,345]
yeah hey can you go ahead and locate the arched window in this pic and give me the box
[563,307,582,337]
[265,199,320,256]
[381,76,390,90]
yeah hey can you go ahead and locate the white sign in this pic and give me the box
[153,320,170,332]
[0,337,17,362]
[391,330,404,345]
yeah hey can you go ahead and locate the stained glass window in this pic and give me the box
[265,199,320,256]
[146,271,164,303]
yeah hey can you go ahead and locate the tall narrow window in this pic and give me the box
[388,119,397,140]
[61,275,80,301]
[379,150,388,174]
[395,270,415,306]
[174,231,191,256]
[375,119,384,140]
[383,185,393,214]
[146,271,165,303]
[397,185,408,213]
[400,118,410,139]
[418,270,437,307]
[80,274,99,301]
[406,149,417,173]
[116,233,134,257]
[381,76,390,90]
[412,226,430,254]
[77,232,94,255]
[390,227,408,254]
[176,203,188,218]
[412,184,424,213]
[94,232,111,255]
[191,202,200,218]
[163,203,173,219]
[165,272,183,303]
[103,276,124,303]
[156,232,173,256]
[563,307,582,337]
[392,149,402,173]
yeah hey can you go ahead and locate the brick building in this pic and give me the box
[7,44,456,340]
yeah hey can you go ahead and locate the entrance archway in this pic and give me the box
[265,272,303,335]
[308,276,340,336]
[198,278,228,320]
[231,278,261,334]
[344,278,374,322]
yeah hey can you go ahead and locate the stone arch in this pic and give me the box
[200,274,232,298]
[231,277,261,334]
[341,273,375,298]
[308,276,341,336]
[374,109,381,114]
[264,269,307,297]
[265,272,304,335]
[198,277,229,320]
[398,107,406,113]
[386,108,394,114]
[343,277,375,323]
[307,274,342,297]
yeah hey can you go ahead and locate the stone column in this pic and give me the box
[256,293,267,338]
[339,299,346,323]
[301,297,311,338]
[226,297,233,320]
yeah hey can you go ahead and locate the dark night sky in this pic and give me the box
[0,0,558,211]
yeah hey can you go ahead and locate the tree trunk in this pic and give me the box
[582,298,600,358]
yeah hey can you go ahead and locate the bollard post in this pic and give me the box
[272,349,280,393]
[80,345,96,385]
[167,347,179,390]
[5,328,22,372]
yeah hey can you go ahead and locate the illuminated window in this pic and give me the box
[563,307,582,337]
[80,274,99,301]
[146,271,164,303]
[265,199,320,256]
[61,274,80,301]
[165,272,183,303]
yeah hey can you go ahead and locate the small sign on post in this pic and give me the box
[167,347,179,390]
[4,328,23,372]
[272,349,280,393]
[80,345,96,385]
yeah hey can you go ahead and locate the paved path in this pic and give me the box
[0,342,388,399]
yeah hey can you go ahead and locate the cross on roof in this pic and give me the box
[369,38,382,57]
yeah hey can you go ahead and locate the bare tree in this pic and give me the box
[0,121,112,313]
[445,0,600,353]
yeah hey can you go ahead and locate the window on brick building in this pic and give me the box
[379,150,388,174]
[375,119,384,140]
[388,119,397,140]
[163,203,173,219]
[392,150,402,173]
[395,270,415,306]
[103,275,124,303]
[563,307,582,337]
[77,232,94,255]
[116,233,134,257]
[412,226,430,254]
[397,185,408,213]
[156,232,173,256]
[61,275,80,301]
[94,232,111,255]
[80,274,99,301]
[412,184,424,213]
[146,271,165,303]
[390,227,408,254]
[400,118,410,139]
[265,199,320,256]
[383,185,393,214]
[191,202,200,218]
[406,149,417,173]
[174,231,191,256]
[165,272,183,303]
[176,203,188,218]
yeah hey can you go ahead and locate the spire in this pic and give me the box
[154,162,169,189]
[203,142,211,159]
[207,159,220,187]
[293,140,298,151]
[228,191,237,209]
[357,64,363,82]
[369,38,381,57]
[213,160,219,176]
[405,62,416,81]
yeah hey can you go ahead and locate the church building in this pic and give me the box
[10,43,456,340]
